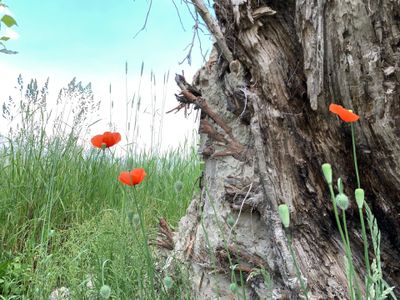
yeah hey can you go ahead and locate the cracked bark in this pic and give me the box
[167,0,400,299]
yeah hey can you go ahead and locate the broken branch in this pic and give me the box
[190,0,234,63]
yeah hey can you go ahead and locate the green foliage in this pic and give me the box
[0,137,199,298]
[365,204,396,299]
[0,255,32,297]
[0,1,18,54]
[1,14,17,27]
[0,75,200,299]
[319,120,396,300]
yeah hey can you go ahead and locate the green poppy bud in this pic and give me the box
[99,285,111,299]
[128,212,140,226]
[337,178,344,194]
[335,193,349,210]
[322,163,332,185]
[229,282,238,294]
[101,143,107,150]
[174,180,184,193]
[127,211,133,222]
[355,188,365,209]
[132,214,140,226]
[227,215,235,227]
[278,204,290,228]
[163,276,173,289]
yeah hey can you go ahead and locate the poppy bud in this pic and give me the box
[230,283,238,294]
[355,188,365,209]
[278,204,290,228]
[337,178,344,194]
[321,163,332,185]
[101,143,107,150]
[227,215,235,227]
[132,214,140,226]
[99,285,111,299]
[128,212,140,226]
[174,181,183,193]
[335,193,349,210]
[163,276,173,290]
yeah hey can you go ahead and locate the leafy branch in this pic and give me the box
[0,1,18,54]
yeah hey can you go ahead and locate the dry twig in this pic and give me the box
[190,0,234,63]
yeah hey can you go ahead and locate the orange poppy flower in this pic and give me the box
[329,104,359,123]
[91,131,121,148]
[118,168,147,186]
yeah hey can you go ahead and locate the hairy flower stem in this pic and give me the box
[287,232,309,300]
[342,211,361,299]
[359,207,371,299]
[328,184,355,299]
[130,189,155,298]
[101,259,110,285]
[351,123,360,189]
[351,123,371,297]
[328,185,347,246]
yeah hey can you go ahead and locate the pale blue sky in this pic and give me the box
[1,1,213,150]
[4,0,210,76]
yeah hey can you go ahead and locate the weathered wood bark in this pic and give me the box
[170,0,400,298]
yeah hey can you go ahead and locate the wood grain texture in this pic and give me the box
[169,0,400,298]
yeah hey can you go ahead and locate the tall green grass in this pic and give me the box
[0,131,201,299]
[0,74,201,299]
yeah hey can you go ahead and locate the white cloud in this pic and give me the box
[0,61,200,153]
[1,27,19,39]
[0,5,11,16]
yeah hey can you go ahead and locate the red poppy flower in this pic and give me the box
[91,132,121,148]
[329,104,360,123]
[118,168,147,186]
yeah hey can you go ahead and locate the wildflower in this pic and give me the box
[329,103,359,123]
[118,168,146,186]
[91,131,121,149]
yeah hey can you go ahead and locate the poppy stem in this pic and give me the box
[351,123,360,189]
[101,259,110,285]
[359,206,371,298]
[328,184,347,250]
[342,210,360,300]
[287,231,309,300]
[328,183,358,298]
[129,188,155,297]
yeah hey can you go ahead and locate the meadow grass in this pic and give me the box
[0,127,201,299]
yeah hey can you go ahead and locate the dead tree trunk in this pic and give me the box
[169,0,400,298]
